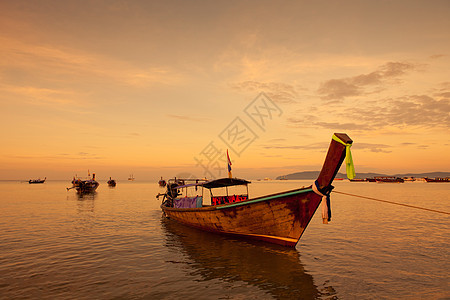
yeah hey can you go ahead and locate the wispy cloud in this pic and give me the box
[166,114,210,122]
[230,81,302,104]
[352,143,392,153]
[0,36,184,98]
[317,62,416,100]
[6,152,104,160]
[262,141,392,153]
[262,142,329,151]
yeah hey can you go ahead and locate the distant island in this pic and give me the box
[276,171,450,180]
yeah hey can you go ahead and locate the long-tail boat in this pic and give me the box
[107,177,117,187]
[29,177,46,184]
[157,133,353,247]
[67,173,99,193]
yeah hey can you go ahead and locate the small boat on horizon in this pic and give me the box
[157,133,354,247]
[107,177,117,187]
[29,177,46,184]
[128,174,135,181]
[349,178,366,182]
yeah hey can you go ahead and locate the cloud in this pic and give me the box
[262,142,329,151]
[262,141,392,153]
[0,36,183,96]
[287,91,450,131]
[230,81,300,104]
[318,61,416,100]
[166,114,210,122]
[267,138,287,142]
[352,143,392,153]
[430,54,447,59]
[6,152,104,160]
[0,84,77,106]
[351,94,450,128]
[400,142,429,149]
[286,118,373,131]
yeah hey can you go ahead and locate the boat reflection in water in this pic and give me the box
[161,217,336,299]
[76,191,97,200]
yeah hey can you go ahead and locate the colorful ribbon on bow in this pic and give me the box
[332,134,355,180]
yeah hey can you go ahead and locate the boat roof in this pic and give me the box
[203,178,251,188]
[174,177,251,189]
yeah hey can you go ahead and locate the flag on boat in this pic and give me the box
[227,149,232,178]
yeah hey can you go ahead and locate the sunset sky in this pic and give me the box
[1,0,449,181]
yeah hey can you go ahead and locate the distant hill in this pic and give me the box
[276,171,450,180]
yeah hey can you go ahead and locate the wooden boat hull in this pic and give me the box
[162,187,321,247]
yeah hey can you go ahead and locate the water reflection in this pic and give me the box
[161,218,331,299]
[76,191,97,200]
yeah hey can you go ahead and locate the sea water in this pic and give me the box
[0,180,448,299]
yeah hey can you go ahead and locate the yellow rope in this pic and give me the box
[334,190,450,215]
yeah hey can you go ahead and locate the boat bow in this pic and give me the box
[316,133,353,192]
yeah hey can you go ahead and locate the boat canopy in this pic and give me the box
[174,177,251,189]
[203,178,250,189]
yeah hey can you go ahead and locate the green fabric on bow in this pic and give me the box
[332,134,355,179]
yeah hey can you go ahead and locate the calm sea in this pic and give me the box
[0,180,448,299]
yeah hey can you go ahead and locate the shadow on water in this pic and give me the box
[161,217,335,299]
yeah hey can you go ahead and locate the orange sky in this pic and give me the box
[1,0,449,180]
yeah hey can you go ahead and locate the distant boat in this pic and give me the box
[29,177,46,184]
[107,177,117,187]
[158,177,167,187]
[157,133,353,247]
[374,176,404,183]
[424,177,450,182]
[68,172,99,193]
[128,174,135,181]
